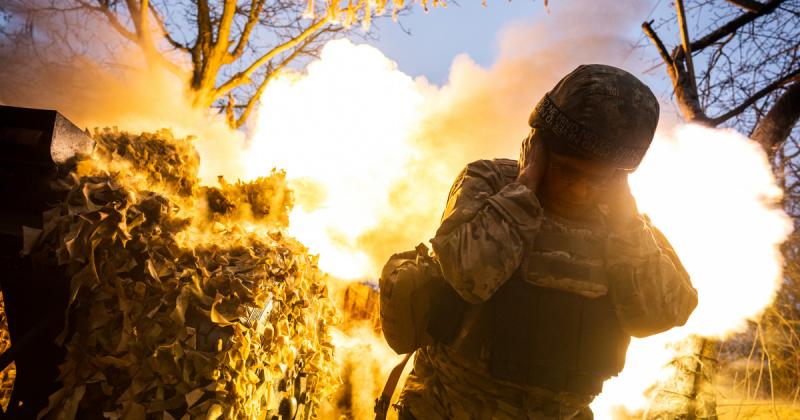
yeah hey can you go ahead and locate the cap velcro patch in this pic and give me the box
[529,94,648,168]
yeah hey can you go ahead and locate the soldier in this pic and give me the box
[396,64,698,419]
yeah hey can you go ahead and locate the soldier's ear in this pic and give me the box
[519,129,536,169]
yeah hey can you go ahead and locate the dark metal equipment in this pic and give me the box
[0,105,94,418]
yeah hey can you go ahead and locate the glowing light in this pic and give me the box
[592,124,793,418]
[323,324,408,419]
[632,125,790,337]
[246,39,425,279]
[244,40,791,419]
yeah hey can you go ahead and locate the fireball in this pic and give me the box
[242,40,792,419]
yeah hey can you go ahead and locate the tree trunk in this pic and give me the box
[645,337,719,419]
[751,83,800,156]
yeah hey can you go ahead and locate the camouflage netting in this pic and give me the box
[0,292,14,412]
[30,129,339,419]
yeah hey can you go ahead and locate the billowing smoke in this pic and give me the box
[247,1,654,278]
[1,0,793,419]
[362,2,664,275]
[593,124,792,417]
[0,0,657,279]
[0,4,245,183]
[243,2,791,418]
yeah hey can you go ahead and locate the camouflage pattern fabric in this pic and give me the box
[398,159,697,419]
[401,344,594,420]
[522,209,610,299]
[528,64,660,170]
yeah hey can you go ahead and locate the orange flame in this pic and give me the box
[243,40,792,419]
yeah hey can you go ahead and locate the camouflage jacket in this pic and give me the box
[399,158,697,420]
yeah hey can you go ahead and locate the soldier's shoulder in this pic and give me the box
[493,158,520,179]
[463,158,518,176]
[460,158,519,188]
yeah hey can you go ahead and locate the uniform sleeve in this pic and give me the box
[430,161,544,304]
[607,217,698,338]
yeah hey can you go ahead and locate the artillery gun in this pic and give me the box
[0,105,94,418]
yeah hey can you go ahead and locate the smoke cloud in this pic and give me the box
[358,0,656,275]
[0,4,245,183]
[0,0,657,277]
[6,2,791,419]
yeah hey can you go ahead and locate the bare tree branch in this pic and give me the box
[711,67,800,125]
[675,0,698,93]
[643,20,710,123]
[232,29,326,128]
[193,0,237,93]
[227,0,266,63]
[192,0,213,88]
[725,0,766,13]
[210,0,236,63]
[122,0,143,35]
[752,82,800,154]
[73,0,181,76]
[147,2,188,51]
[676,0,784,60]
[5,0,427,127]
[76,0,137,44]
[211,16,328,102]
[642,20,673,68]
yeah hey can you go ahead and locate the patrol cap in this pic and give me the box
[528,64,660,170]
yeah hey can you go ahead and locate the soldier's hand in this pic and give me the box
[517,132,548,194]
[605,173,640,231]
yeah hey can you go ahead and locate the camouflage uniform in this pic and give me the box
[397,65,698,419]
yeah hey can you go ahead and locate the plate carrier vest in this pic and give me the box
[428,214,630,396]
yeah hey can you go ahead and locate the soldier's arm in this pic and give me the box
[606,218,698,338]
[430,160,543,303]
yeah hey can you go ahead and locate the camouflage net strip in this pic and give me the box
[31,129,339,419]
[0,292,14,413]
